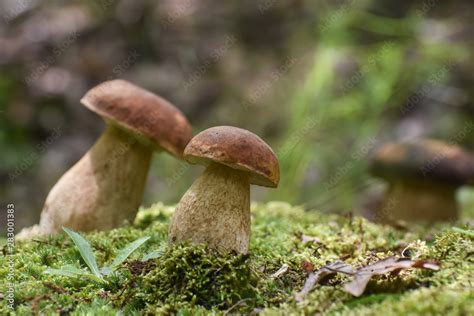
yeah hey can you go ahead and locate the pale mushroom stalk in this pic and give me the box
[18,125,153,239]
[17,79,192,240]
[168,126,280,254]
[381,179,458,222]
[169,163,251,253]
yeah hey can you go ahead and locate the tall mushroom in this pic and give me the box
[370,139,474,223]
[168,126,280,253]
[17,80,192,239]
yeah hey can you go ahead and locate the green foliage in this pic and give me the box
[452,226,474,237]
[274,3,471,208]
[44,227,149,282]
[61,228,102,279]
[1,203,472,315]
[45,264,97,279]
[141,250,163,261]
[101,236,150,276]
[125,245,260,313]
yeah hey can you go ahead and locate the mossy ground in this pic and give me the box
[1,202,473,315]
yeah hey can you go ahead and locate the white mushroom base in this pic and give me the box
[168,163,250,253]
[376,179,458,223]
[17,125,152,240]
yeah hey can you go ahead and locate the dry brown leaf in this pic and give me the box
[295,261,355,301]
[343,257,440,297]
[295,256,439,301]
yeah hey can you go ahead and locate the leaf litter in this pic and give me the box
[295,256,439,300]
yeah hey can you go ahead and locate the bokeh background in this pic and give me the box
[1,0,473,233]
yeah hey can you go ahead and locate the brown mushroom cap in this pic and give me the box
[80,79,192,158]
[184,126,280,187]
[370,139,474,186]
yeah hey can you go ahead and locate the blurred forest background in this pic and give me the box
[1,0,473,233]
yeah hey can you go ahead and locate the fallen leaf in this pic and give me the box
[295,271,319,302]
[295,256,440,301]
[344,257,440,297]
[295,261,355,301]
[325,261,356,275]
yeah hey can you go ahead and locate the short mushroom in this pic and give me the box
[168,126,280,253]
[370,139,474,223]
[17,79,192,239]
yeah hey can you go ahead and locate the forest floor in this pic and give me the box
[1,202,473,315]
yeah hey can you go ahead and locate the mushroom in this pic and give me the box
[168,126,280,253]
[370,139,474,223]
[17,80,192,239]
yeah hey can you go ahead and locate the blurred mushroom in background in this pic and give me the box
[369,139,474,224]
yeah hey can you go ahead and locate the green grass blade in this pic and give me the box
[142,250,163,261]
[103,236,150,273]
[45,265,104,282]
[45,264,87,277]
[452,227,474,237]
[45,268,79,277]
[100,266,112,276]
[62,227,102,279]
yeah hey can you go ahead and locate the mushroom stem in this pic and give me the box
[17,125,152,239]
[376,179,458,223]
[169,162,250,253]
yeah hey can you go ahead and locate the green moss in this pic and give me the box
[121,245,260,314]
[1,202,472,315]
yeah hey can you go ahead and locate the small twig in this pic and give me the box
[270,264,289,279]
[43,282,69,294]
[224,298,252,315]
[31,294,50,315]
[32,239,49,244]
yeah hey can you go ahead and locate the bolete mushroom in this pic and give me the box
[17,79,192,239]
[168,126,280,253]
[370,139,474,223]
